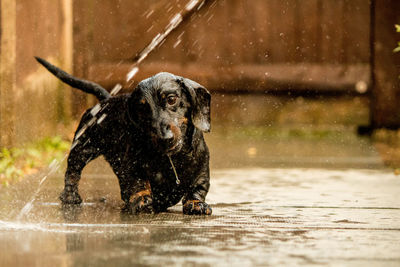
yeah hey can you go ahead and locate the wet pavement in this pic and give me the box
[1,127,400,266]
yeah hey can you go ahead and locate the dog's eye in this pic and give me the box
[167,95,178,106]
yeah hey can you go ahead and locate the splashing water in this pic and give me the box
[17,0,210,219]
[17,156,67,220]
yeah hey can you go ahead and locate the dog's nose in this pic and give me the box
[160,124,175,147]
[162,126,173,139]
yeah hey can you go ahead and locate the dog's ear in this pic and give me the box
[180,78,211,132]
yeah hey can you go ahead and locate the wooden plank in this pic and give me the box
[252,0,271,64]
[224,0,245,65]
[87,62,370,94]
[240,0,258,63]
[72,0,93,116]
[0,0,16,147]
[210,0,232,66]
[282,0,298,63]
[267,0,287,63]
[371,0,400,128]
[59,0,73,123]
[320,0,345,63]
[295,0,320,63]
[342,0,370,64]
[265,0,298,63]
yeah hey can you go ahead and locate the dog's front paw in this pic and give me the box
[60,186,82,204]
[125,190,154,214]
[183,200,212,215]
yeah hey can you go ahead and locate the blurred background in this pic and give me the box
[2,2,400,265]
[1,0,400,176]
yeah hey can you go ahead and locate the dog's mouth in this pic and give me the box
[150,122,184,154]
[160,137,183,154]
[151,135,183,154]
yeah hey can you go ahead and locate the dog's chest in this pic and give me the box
[150,170,184,209]
[146,155,195,208]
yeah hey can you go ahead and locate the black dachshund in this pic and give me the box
[36,57,212,215]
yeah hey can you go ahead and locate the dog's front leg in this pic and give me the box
[182,174,212,215]
[121,178,154,214]
[60,143,100,205]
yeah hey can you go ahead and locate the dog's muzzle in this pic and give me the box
[152,123,182,153]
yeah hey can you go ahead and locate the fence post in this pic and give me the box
[370,0,400,129]
[0,0,16,147]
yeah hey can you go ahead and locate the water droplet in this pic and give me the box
[355,81,368,94]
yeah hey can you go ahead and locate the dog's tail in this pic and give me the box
[35,57,110,101]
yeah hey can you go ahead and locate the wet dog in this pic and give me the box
[36,57,212,215]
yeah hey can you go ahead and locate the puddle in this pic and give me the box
[1,167,399,266]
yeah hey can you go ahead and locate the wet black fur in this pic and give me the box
[36,57,212,215]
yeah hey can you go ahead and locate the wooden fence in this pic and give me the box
[73,0,400,129]
[73,0,371,95]
[0,0,399,147]
[0,0,73,146]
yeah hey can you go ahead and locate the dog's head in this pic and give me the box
[128,72,210,154]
